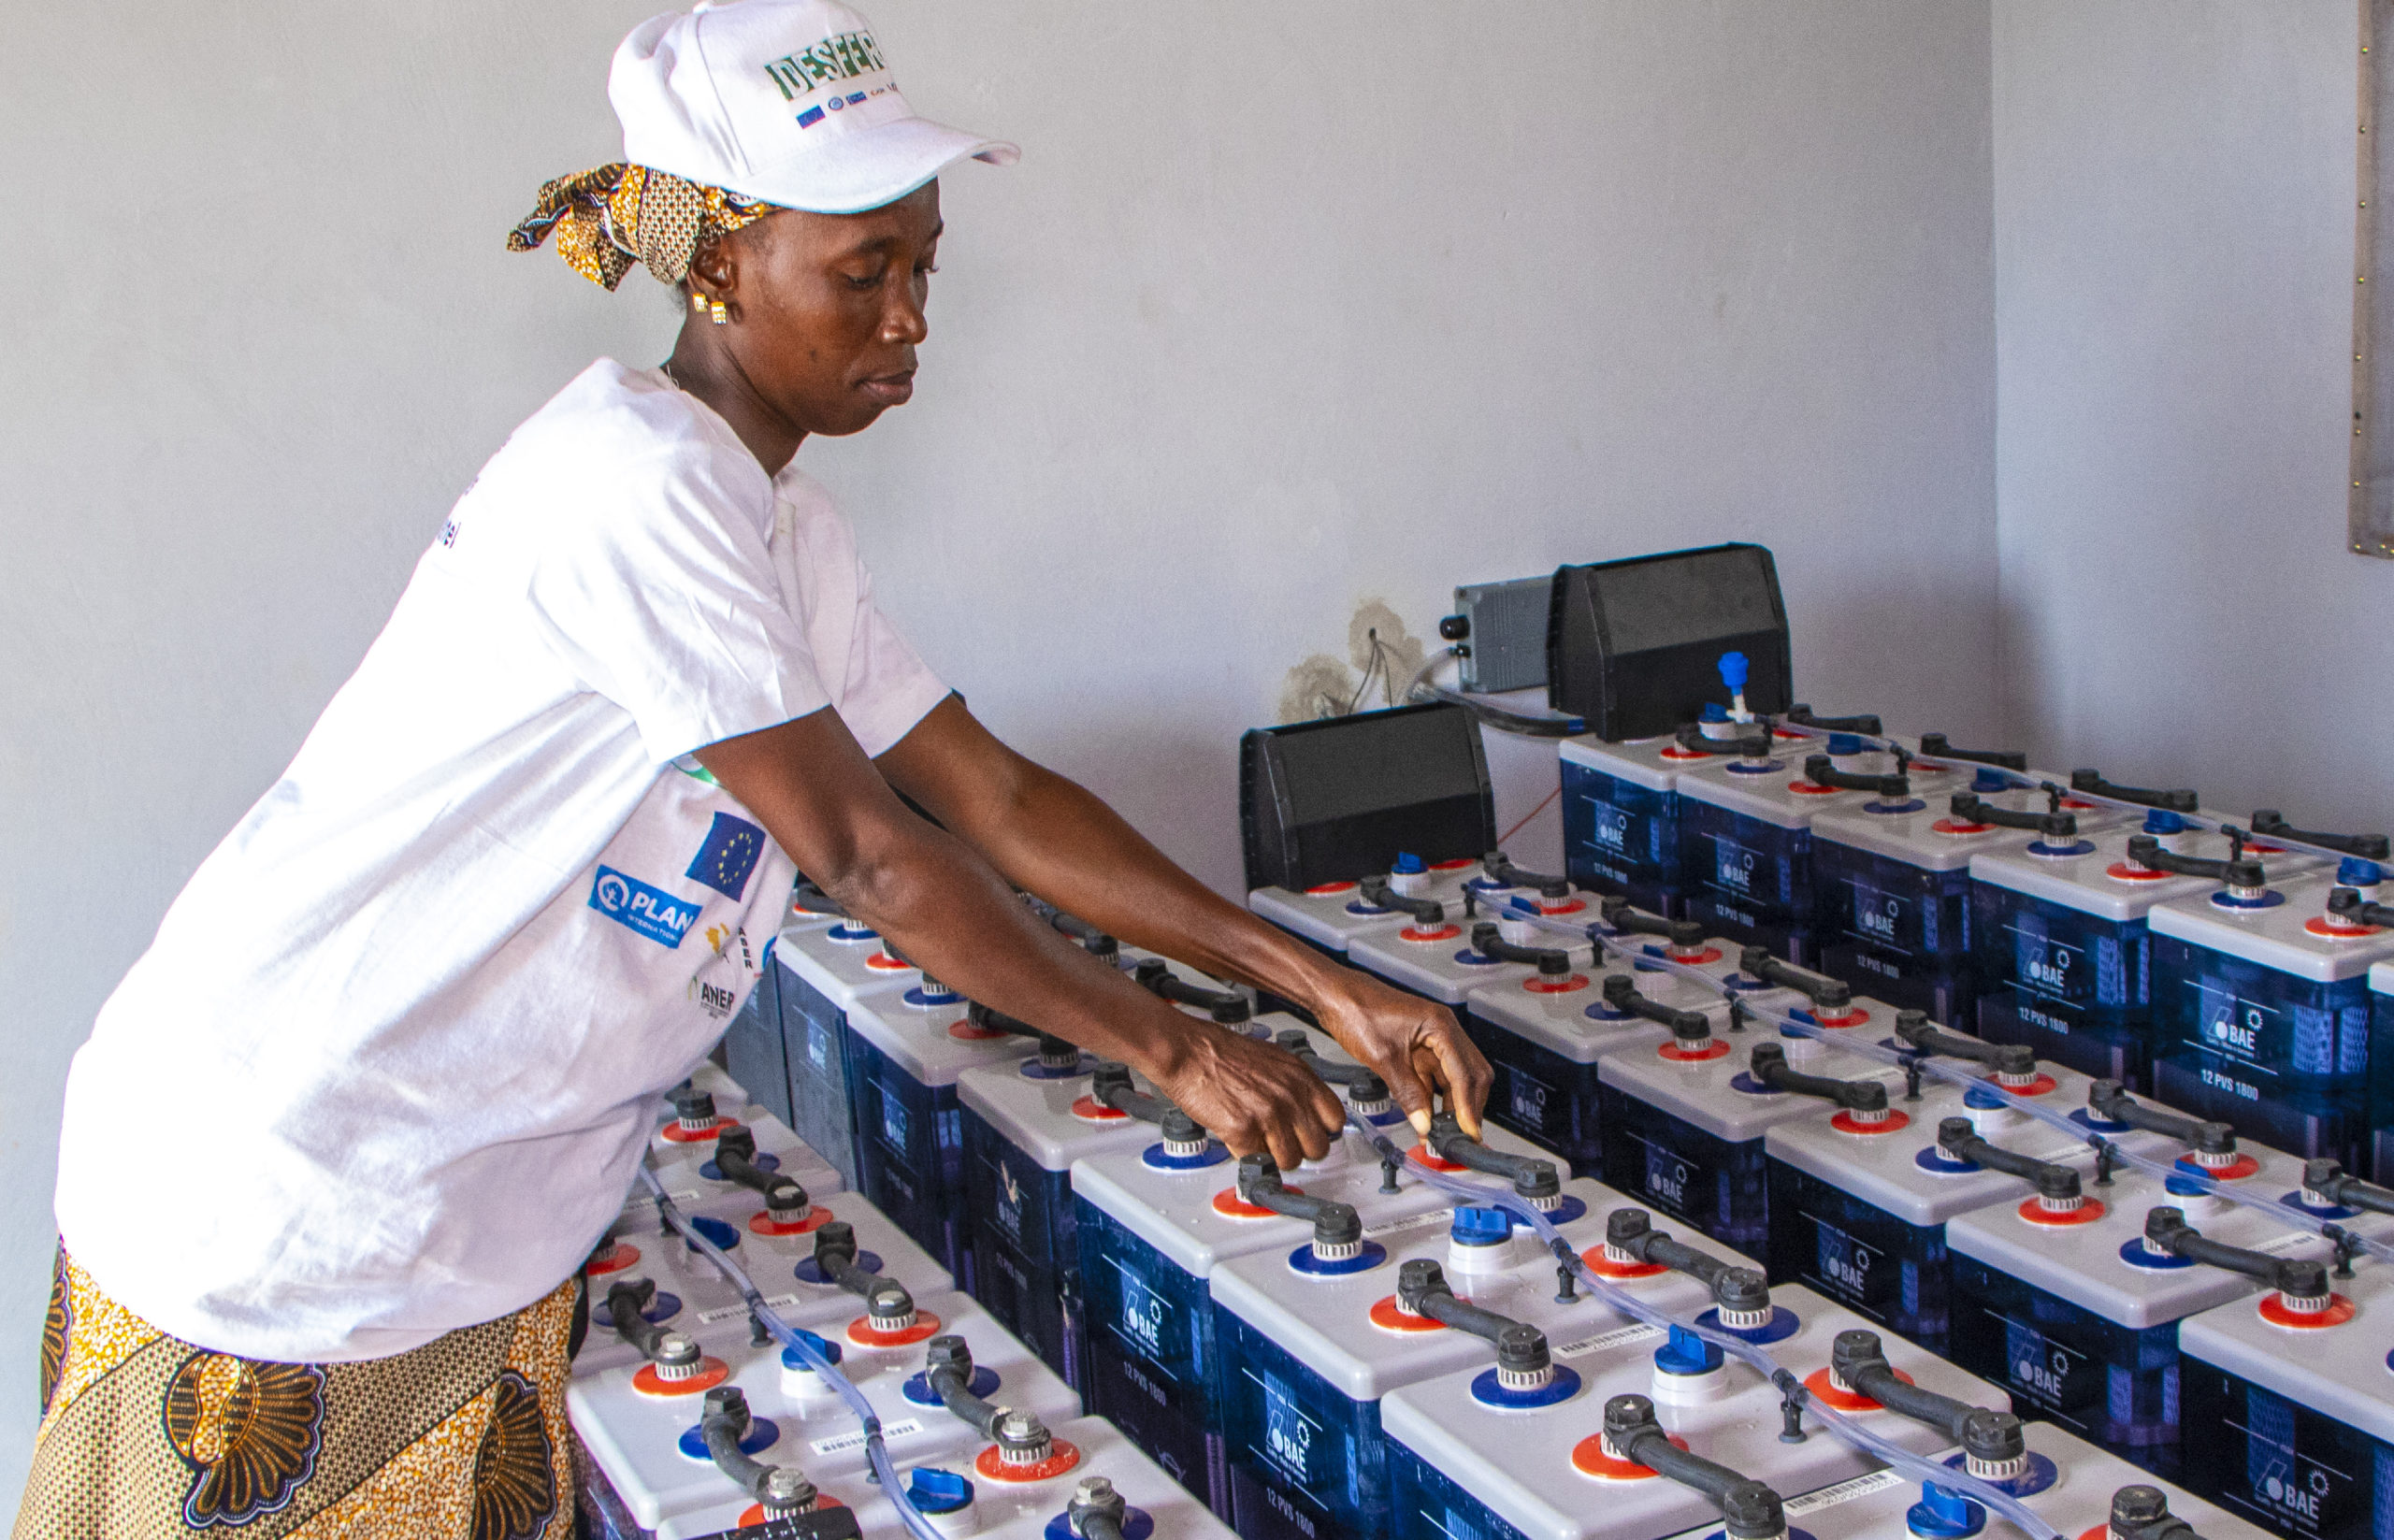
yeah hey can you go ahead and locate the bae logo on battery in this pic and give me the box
[687,813,767,900]
[590,866,700,946]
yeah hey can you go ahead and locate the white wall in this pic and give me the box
[1993,1,2394,825]
[0,1,1997,1490]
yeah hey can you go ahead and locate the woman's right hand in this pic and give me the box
[1145,1025,1348,1173]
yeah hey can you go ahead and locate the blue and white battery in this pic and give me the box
[582,1187,954,1377]
[1070,1116,1570,1518]
[1559,721,1740,916]
[2146,839,2394,1174]
[773,906,919,1188]
[1650,1423,2271,1540]
[1378,1278,2008,1540]
[1808,759,2128,1025]
[1206,1185,1717,1540]
[2173,1185,2394,1540]
[1966,784,2326,1092]
[580,1412,1237,1540]
[569,1283,1080,1539]
[956,1017,1357,1394]
[1940,1082,2377,1481]
[1675,723,1962,966]
[1247,854,1503,957]
[1594,954,1897,1261]
[1762,1024,2170,1356]
[1459,903,1739,1173]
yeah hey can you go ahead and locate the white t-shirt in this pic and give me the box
[54,360,947,1362]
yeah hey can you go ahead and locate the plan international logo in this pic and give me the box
[764,30,889,128]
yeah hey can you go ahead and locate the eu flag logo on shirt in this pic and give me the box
[687,813,767,900]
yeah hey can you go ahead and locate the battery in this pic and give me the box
[1208,1183,1713,1540]
[570,1287,1080,1538]
[1968,810,2325,1093]
[2378,958,2394,1180]
[2148,866,2394,1174]
[1943,1113,2365,1480]
[774,913,916,1189]
[1559,727,1717,916]
[1247,854,1499,957]
[1072,1122,1569,1518]
[1461,914,1739,1172]
[1645,1423,2270,1540]
[1348,894,1599,1006]
[634,1065,845,1228]
[1595,958,1900,1263]
[1379,1280,2005,1540]
[2178,1247,2394,1540]
[1809,767,2128,1024]
[1763,1047,2171,1356]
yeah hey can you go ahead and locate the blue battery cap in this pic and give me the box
[1905,1482,1986,1539]
[1652,1323,1724,1377]
[2340,856,2384,887]
[1393,852,1427,875]
[1718,652,1750,691]
[1971,767,2010,794]
[1449,1205,1514,1247]
[1961,1085,2010,1112]
[1700,702,1730,724]
[777,1330,843,1370]
[907,1469,976,1516]
[1826,733,1866,756]
[2142,809,2187,836]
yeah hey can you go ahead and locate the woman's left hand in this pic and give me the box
[1305,967,1493,1140]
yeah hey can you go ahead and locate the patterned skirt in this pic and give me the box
[15,1248,583,1540]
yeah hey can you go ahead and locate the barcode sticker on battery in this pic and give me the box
[811,1418,923,1456]
[1554,1323,1664,1360]
[697,1292,802,1325]
[1786,1470,1906,1516]
[1363,1210,1455,1240]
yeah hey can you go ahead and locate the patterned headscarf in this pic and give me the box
[507,165,779,290]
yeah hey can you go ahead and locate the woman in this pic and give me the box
[18,1,1490,1534]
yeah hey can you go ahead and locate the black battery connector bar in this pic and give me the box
[2249,812,2391,861]
[810,1222,921,1333]
[1130,958,1254,1028]
[1601,1395,1789,1540]
[1087,1063,1215,1156]
[1358,873,1447,923]
[604,1278,703,1374]
[1395,1259,1554,1377]
[1745,1045,1895,1120]
[1914,734,2030,771]
[1599,976,1717,1053]
[1736,948,1854,1010]
[2069,770,2199,813]
[1479,852,1573,900]
[922,1336,1057,1464]
[1800,754,1911,798]
[1937,1119,2089,1213]
[1468,922,1578,982]
[1422,1112,1565,1207]
[700,1386,825,1520]
[1892,1012,2039,1099]
[1948,790,2080,841]
[1067,1479,1132,1540]
[1273,1030,1392,1107]
[1785,705,1885,735]
[2328,887,2394,928]
[2123,830,2268,896]
[1596,896,1709,950]
[1601,1210,1776,1323]
[711,1127,816,1228]
[1674,720,1775,761]
[2086,1082,2239,1163]
[2303,1159,2394,1216]
[1828,1331,2028,1481]
[2106,1486,2210,1540]
[2142,1208,2335,1308]
[1235,1154,1367,1259]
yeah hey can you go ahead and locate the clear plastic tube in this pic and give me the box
[633,1169,950,1540]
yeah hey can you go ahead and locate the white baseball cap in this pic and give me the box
[611,0,1017,214]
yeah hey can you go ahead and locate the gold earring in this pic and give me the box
[690,292,708,313]
[711,299,729,325]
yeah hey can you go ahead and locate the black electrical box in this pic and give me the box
[1546,543,1792,741]
[1239,702,1497,893]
